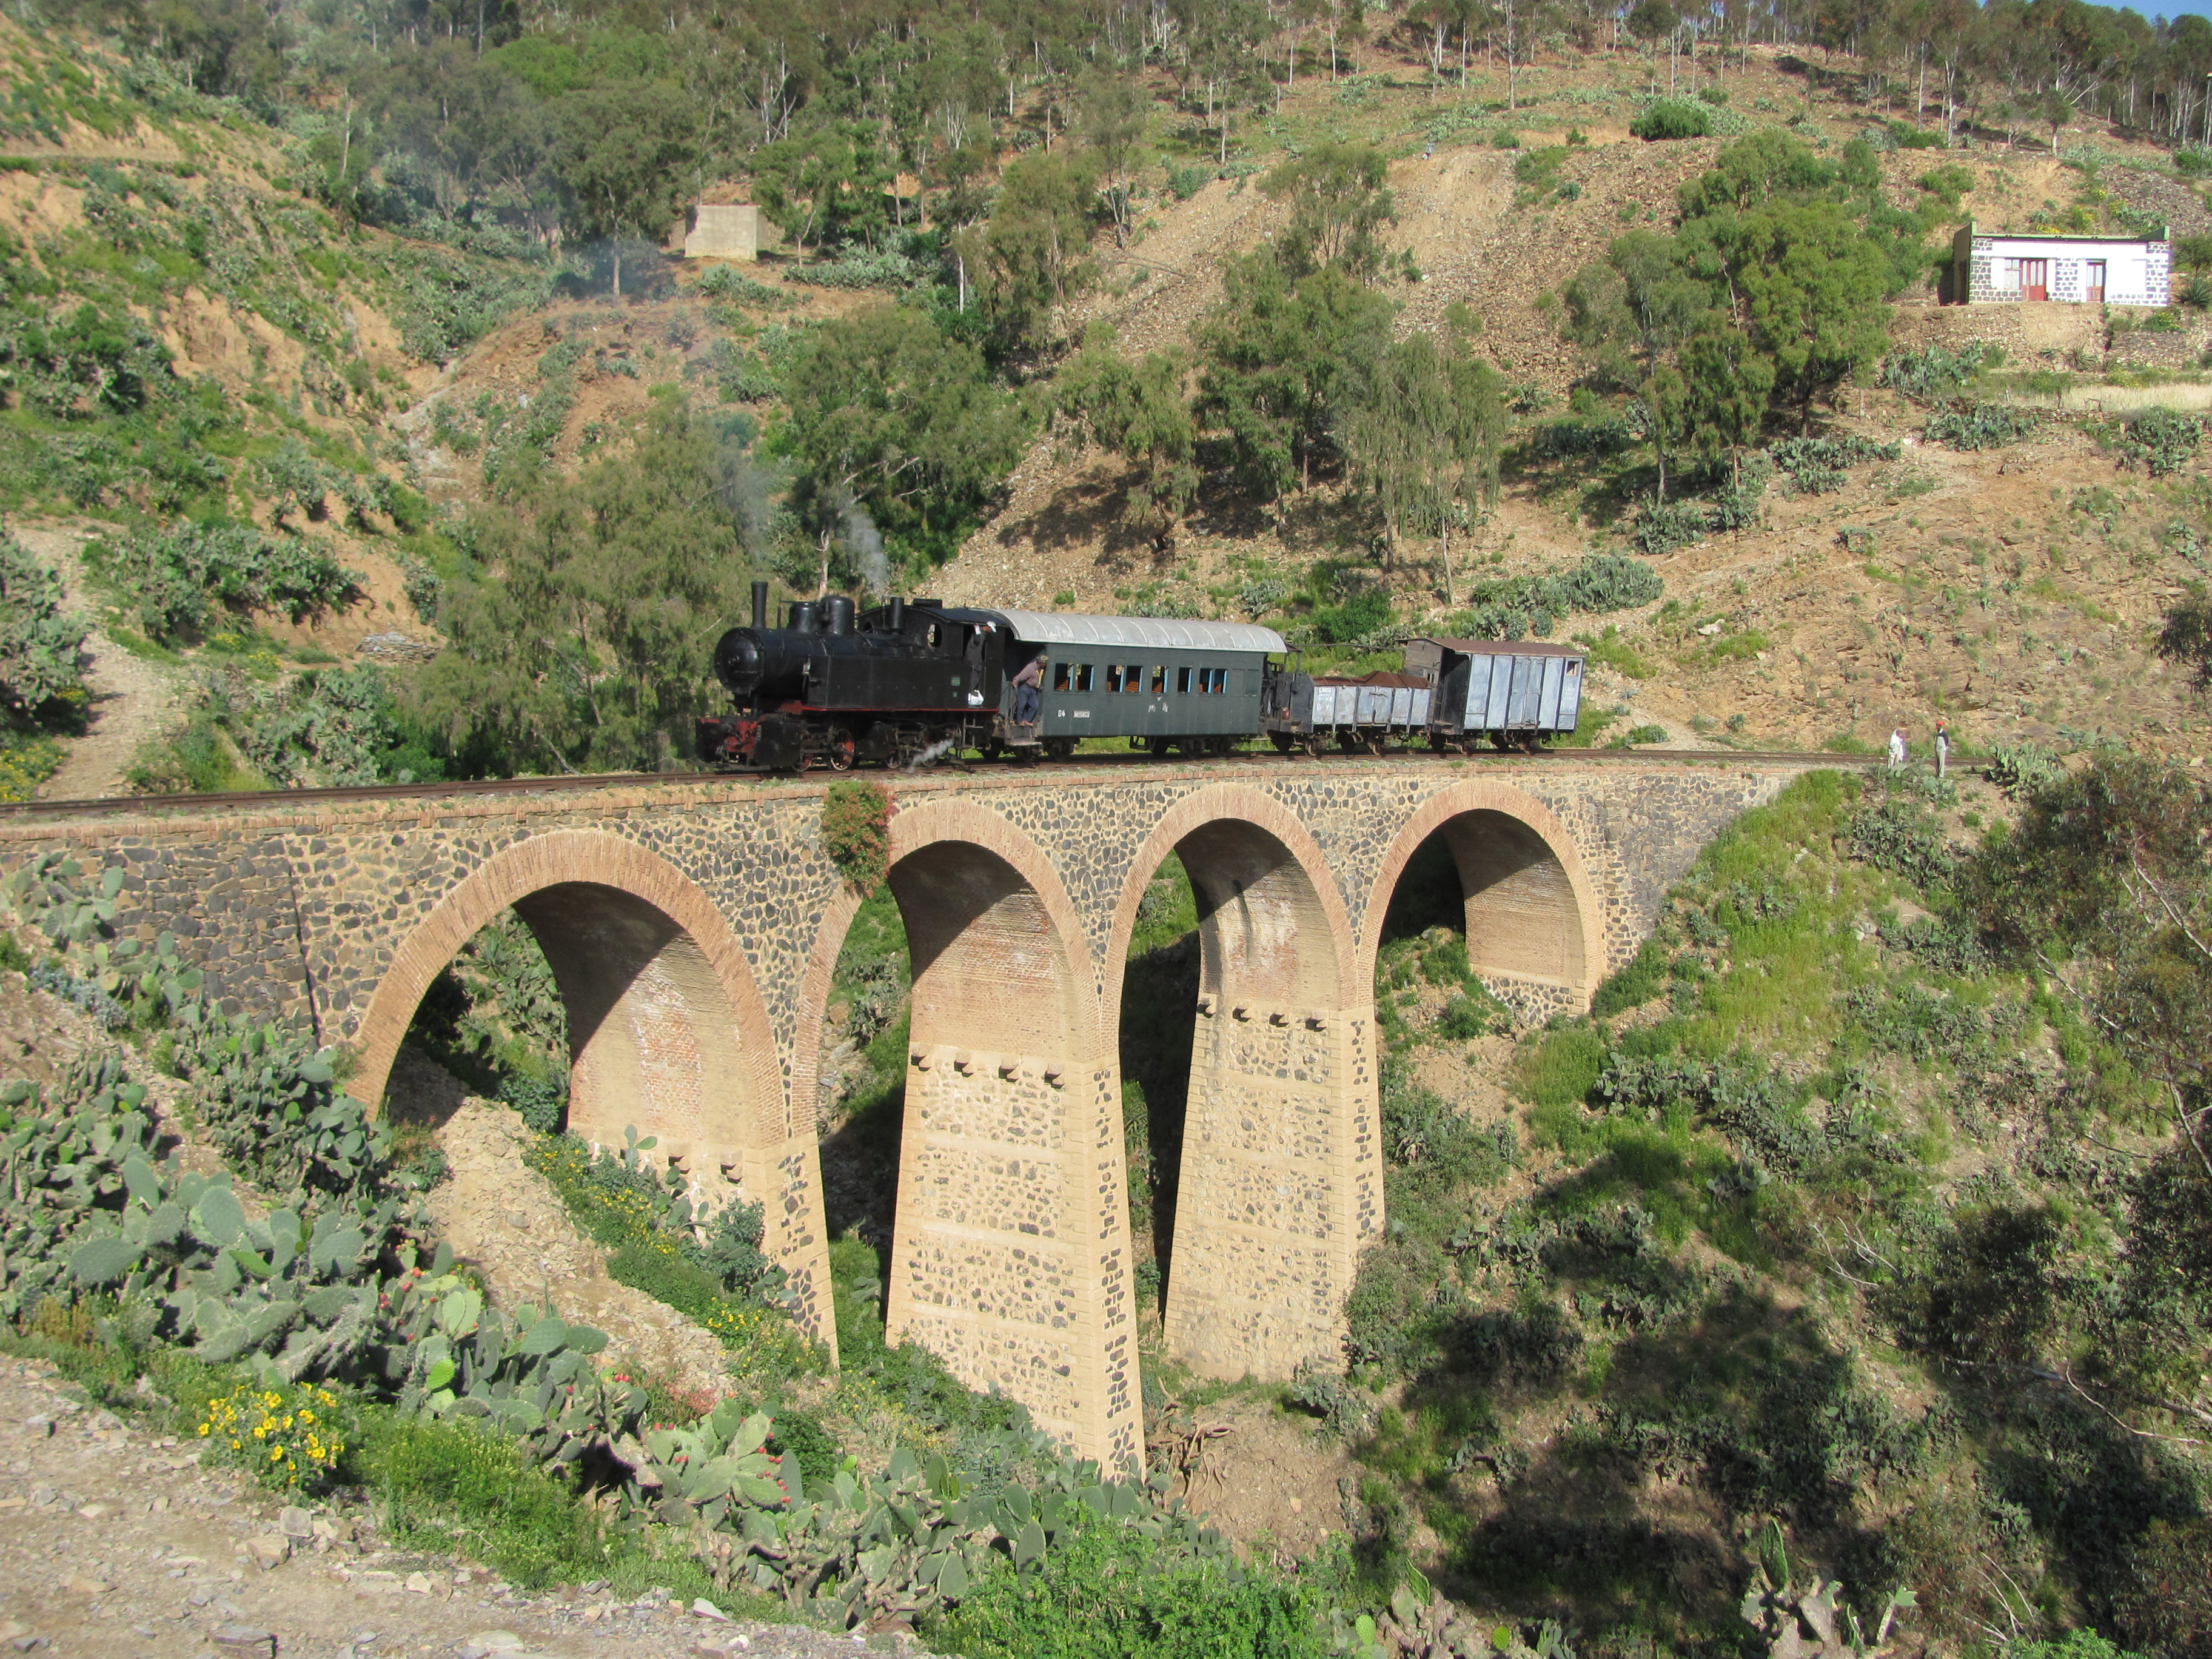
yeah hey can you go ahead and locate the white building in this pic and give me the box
[1952,223,2170,306]
[683,203,759,262]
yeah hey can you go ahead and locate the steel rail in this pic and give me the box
[0,745,1885,822]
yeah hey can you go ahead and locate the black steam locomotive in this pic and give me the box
[695,581,1586,771]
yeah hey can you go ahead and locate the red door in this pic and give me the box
[2086,260,2106,302]
[2022,258,2049,302]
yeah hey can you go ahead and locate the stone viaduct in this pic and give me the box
[0,754,1839,1466]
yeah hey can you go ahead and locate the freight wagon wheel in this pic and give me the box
[1337,731,1361,754]
[1364,734,1388,757]
[1489,731,1515,752]
[1304,733,1328,759]
[1458,736,1484,756]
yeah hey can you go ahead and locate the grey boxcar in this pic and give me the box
[1403,637,1586,751]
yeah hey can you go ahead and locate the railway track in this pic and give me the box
[0,745,1883,823]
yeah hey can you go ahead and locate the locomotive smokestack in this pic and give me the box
[751,580,768,629]
[826,595,856,635]
[888,597,907,632]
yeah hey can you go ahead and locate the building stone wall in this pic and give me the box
[0,753,1834,1462]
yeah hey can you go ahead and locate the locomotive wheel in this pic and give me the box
[825,728,857,771]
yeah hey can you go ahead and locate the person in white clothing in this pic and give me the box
[1934,718,1949,780]
[1888,728,1907,768]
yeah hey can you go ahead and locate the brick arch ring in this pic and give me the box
[789,796,1101,1125]
[1098,783,1358,1016]
[1361,779,1607,1005]
[349,829,784,1147]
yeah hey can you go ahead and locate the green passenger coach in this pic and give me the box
[943,609,1289,759]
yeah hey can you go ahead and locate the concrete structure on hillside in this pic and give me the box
[0,757,1841,1463]
[1952,221,2170,306]
[684,203,759,261]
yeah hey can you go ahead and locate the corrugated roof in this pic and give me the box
[950,609,1289,654]
[1415,637,1586,658]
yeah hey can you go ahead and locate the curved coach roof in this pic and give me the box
[945,608,1289,654]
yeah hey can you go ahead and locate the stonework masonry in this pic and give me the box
[0,753,1842,1463]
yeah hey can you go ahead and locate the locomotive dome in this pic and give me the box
[949,609,1290,654]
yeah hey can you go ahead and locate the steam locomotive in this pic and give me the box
[695,581,1587,771]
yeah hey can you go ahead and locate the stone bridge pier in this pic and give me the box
[0,754,1837,1464]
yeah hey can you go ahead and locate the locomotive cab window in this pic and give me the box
[1053,663,1072,692]
[1124,663,1142,693]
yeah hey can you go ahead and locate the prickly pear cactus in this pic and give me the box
[1740,1524,1916,1659]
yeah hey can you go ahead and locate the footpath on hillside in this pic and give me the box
[0,1353,927,1658]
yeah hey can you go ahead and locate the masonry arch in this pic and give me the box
[1102,787,1378,1384]
[793,799,1136,1464]
[351,831,827,1339]
[1364,782,1605,1019]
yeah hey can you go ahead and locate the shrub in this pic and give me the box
[822,779,893,894]
[2114,1518,2212,1659]
[1632,497,1713,555]
[0,534,86,717]
[93,522,357,642]
[1524,417,1635,461]
[1848,793,1955,887]
[930,1508,1330,1659]
[1882,341,1999,401]
[196,1380,348,1492]
[1766,435,1900,492]
[1924,404,2040,450]
[2119,407,2203,477]
[1593,937,1669,1016]
[1633,99,1712,141]
[692,266,800,311]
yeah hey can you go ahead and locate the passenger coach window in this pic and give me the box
[1214,668,1230,693]
[1075,663,1095,692]
[1124,663,1142,693]
[1053,663,1071,692]
[1176,667,1192,694]
[1105,665,1124,693]
[1150,667,1166,694]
